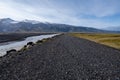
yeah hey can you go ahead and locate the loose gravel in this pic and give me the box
[0,34,120,80]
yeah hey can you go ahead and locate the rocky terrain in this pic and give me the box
[0,34,120,80]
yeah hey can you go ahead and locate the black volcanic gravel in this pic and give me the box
[0,34,120,80]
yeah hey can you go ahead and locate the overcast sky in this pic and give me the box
[0,0,120,28]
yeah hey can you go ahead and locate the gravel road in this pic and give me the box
[0,34,120,80]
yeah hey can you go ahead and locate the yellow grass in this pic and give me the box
[70,33,120,49]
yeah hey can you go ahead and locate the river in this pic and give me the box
[0,34,58,56]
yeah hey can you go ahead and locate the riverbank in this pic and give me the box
[0,33,58,57]
[0,32,55,43]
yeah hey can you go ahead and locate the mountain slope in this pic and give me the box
[104,26,120,31]
[0,18,118,33]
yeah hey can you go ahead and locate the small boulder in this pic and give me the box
[7,49,17,54]
[27,42,34,46]
[26,42,34,48]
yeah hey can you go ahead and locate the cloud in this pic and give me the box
[0,0,120,28]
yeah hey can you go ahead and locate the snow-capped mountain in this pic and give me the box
[0,18,14,24]
[22,19,40,24]
[0,18,119,33]
[0,18,19,24]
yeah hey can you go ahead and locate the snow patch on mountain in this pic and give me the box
[22,19,40,24]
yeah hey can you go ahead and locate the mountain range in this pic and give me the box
[103,26,120,31]
[0,18,119,33]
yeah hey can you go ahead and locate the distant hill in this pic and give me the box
[0,18,119,33]
[103,26,120,31]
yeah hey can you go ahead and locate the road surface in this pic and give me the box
[0,34,120,80]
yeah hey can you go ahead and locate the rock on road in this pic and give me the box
[0,34,120,80]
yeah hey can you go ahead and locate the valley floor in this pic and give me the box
[71,33,120,49]
[0,34,120,80]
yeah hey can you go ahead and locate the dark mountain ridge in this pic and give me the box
[0,18,119,33]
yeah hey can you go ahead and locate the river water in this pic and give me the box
[0,34,58,56]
